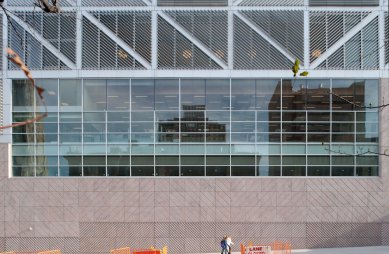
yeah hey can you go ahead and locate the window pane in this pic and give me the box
[181,166,204,176]
[231,166,255,176]
[206,166,229,176]
[83,80,106,111]
[13,80,35,111]
[155,79,179,110]
[306,79,330,110]
[308,166,330,176]
[107,79,129,110]
[282,80,306,110]
[131,166,154,176]
[206,79,230,110]
[59,79,81,110]
[108,166,130,176]
[231,79,255,110]
[131,79,154,110]
[181,79,205,107]
[156,166,179,176]
[256,79,281,110]
[37,79,58,108]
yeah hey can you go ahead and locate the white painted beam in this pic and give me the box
[304,0,310,69]
[228,5,234,69]
[151,10,158,69]
[157,11,228,69]
[235,11,297,64]
[310,11,379,69]
[82,10,152,69]
[76,3,82,69]
[8,12,77,70]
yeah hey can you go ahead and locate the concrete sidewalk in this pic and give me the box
[206,246,389,254]
[291,246,389,254]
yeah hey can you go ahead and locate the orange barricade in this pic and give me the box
[38,250,61,254]
[110,246,167,254]
[110,247,131,254]
[240,241,291,254]
[133,250,160,254]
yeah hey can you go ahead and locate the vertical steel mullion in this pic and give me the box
[329,78,332,176]
[280,78,283,176]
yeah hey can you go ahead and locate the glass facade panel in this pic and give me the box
[11,78,379,177]
[83,80,107,111]
[107,79,130,111]
[59,80,81,111]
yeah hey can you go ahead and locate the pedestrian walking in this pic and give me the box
[220,236,228,254]
[226,236,234,254]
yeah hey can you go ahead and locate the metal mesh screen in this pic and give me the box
[310,11,378,70]
[238,0,304,6]
[157,15,222,70]
[81,0,147,6]
[8,12,76,70]
[233,14,293,70]
[241,10,304,62]
[82,12,148,70]
[7,0,73,6]
[309,0,379,6]
[166,11,228,64]
[158,0,228,6]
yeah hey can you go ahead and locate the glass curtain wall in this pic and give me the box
[12,78,379,177]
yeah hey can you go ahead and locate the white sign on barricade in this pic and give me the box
[245,245,272,254]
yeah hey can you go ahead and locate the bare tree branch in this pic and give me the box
[330,91,389,110]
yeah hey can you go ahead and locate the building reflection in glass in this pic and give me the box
[158,105,226,142]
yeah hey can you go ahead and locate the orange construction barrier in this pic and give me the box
[110,246,167,254]
[38,251,60,254]
[132,250,159,254]
[110,247,131,254]
[241,241,291,254]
